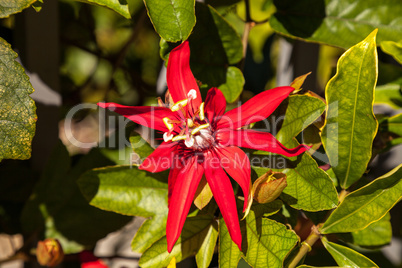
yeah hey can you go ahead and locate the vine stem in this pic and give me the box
[241,0,255,69]
[288,225,321,268]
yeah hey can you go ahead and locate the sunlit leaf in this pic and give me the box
[195,219,219,268]
[144,0,195,42]
[76,0,131,19]
[78,165,169,252]
[0,38,36,162]
[381,40,402,64]
[218,66,245,103]
[219,218,243,268]
[322,238,379,268]
[138,215,216,267]
[320,163,402,234]
[321,30,378,189]
[382,113,402,136]
[374,83,402,109]
[340,213,392,247]
[270,0,402,49]
[0,0,36,18]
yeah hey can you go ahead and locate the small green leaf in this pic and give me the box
[0,38,36,162]
[276,94,326,146]
[139,215,216,267]
[244,210,298,267]
[270,0,402,49]
[320,163,402,234]
[218,66,245,103]
[195,220,219,268]
[382,113,402,136]
[321,29,378,189]
[374,83,402,109]
[322,238,379,268]
[219,218,243,268]
[144,0,195,42]
[340,213,392,247]
[0,0,36,18]
[129,133,154,159]
[75,0,131,19]
[381,41,402,64]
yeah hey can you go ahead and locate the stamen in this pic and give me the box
[191,123,210,135]
[185,137,194,147]
[172,135,187,142]
[187,118,194,128]
[199,102,205,121]
[187,89,197,100]
[163,132,173,142]
[171,99,188,112]
[163,117,173,130]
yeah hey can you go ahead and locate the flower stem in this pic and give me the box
[288,225,321,268]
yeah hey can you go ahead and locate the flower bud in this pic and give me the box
[36,238,64,267]
[252,170,287,204]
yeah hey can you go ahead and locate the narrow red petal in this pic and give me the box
[166,156,204,252]
[217,86,294,129]
[215,147,250,212]
[167,41,202,106]
[217,129,310,157]
[204,151,242,251]
[204,88,226,124]
[98,102,176,132]
[139,142,177,173]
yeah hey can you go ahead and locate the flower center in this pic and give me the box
[162,90,215,150]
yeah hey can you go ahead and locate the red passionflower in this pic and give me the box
[98,41,309,252]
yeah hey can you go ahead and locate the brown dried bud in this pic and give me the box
[252,170,287,204]
[36,238,64,267]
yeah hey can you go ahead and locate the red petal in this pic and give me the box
[166,156,204,252]
[204,151,242,251]
[217,86,294,129]
[204,88,226,123]
[98,103,176,132]
[139,142,177,173]
[167,41,202,106]
[217,129,310,157]
[215,147,250,212]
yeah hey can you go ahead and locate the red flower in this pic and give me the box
[98,41,309,252]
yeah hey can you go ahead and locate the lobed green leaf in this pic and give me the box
[0,38,36,162]
[320,163,402,234]
[321,29,378,189]
[270,0,402,49]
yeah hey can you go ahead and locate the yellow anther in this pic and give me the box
[191,123,210,135]
[171,99,188,112]
[199,102,205,121]
[172,135,187,142]
[187,118,194,128]
[163,117,173,130]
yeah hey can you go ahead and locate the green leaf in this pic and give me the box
[195,219,219,268]
[381,41,402,64]
[218,66,245,103]
[322,238,379,268]
[374,83,402,109]
[321,30,378,189]
[0,38,36,162]
[22,143,131,253]
[129,133,154,159]
[78,165,169,252]
[340,213,392,247]
[138,215,216,267]
[320,163,402,234]
[276,94,326,146]
[75,0,131,19]
[270,0,402,49]
[243,209,299,268]
[219,218,243,268]
[0,0,36,18]
[188,3,243,102]
[382,113,402,136]
[144,0,195,42]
